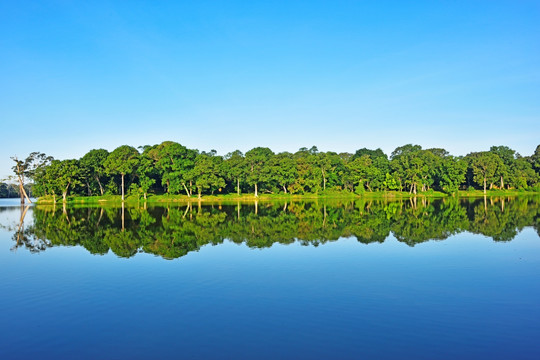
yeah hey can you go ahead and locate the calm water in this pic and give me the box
[1,197,539,359]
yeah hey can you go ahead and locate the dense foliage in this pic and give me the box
[0,182,32,199]
[10,197,540,258]
[16,142,540,201]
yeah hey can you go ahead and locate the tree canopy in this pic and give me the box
[13,141,539,201]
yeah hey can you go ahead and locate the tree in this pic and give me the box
[490,146,517,189]
[390,144,422,160]
[270,152,297,194]
[346,155,372,193]
[137,153,157,200]
[351,149,389,192]
[192,153,225,198]
[223,150,246,196]
[10,152,53,204]
[0,182,19,198]
[529,145,540,174]
[146,141,197,196]
[510,157,538,189]
[80,149,109,196]
[245,147,274,197]
[47,159,83,203]
[467,152,501,194]
[104,145,140,201]
[438,156,467,194]
[292,148,321,194]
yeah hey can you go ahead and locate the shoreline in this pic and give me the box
[34,190,540,205]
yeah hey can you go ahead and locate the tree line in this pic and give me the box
[11,197,540,258]
[10,142,540,202]
[0,182,22,198]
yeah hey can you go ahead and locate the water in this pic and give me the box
[0,197,539,359]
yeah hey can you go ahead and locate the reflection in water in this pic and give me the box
[5,197,540,259]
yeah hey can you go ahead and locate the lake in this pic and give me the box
[1,197,539,359]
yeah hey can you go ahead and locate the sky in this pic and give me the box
[1,0,539,179]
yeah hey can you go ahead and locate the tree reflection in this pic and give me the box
[8,196,540,259]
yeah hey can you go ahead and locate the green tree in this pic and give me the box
[146,141,197,196]
[245,147,274,197]
[467,151,501,194]
[46,159,83,203]
[222,150,246,196]
[137,152,157,200]
[192,152,226,198]
[438,156,467,194]
[104,145,140,201]
[490,145,517,189]
[529,145,540,174]
[80,149,109,196]
[346,155,372,193]
[10,152,52,204]
[270,152,297,193]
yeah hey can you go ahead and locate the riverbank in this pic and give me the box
[35,189,539,205]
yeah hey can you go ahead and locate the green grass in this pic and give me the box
[35,188,540,205]
[32,190,507,205]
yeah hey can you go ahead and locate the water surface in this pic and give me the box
[1,197,539,359]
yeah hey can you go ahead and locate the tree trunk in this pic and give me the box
[237,178,240,196]
[254,183,258,197]
[183,183,191,197]
[96,176,104,196]
[189,181,193,196]
[86,181,92,196]
[62,183,70,204]
[500,176,504,190]
[121,173,125,201]
[483,177,487,194]
[198,187,202,199]
[17,176,31,204]
[283,184,287,194]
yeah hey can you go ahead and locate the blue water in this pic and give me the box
[0,202,539,359]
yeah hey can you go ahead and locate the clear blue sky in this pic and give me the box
[1,0,539,179]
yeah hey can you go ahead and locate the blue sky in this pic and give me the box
[1,0,539,179]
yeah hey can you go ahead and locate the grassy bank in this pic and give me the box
[35,189,539,205]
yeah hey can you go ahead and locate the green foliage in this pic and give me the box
[10,143,540,202]
[80,149,109,195]
[245,147,274,196]
[104,145,140,177]
[104,145,140,200]
[192,153,226,198]
[467,151,502,193]
[438,156,467,194]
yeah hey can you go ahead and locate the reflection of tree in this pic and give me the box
[347,201,391,244]
[391,198,469,246]
[468,197,539,242]
[11,196,540,259]
[10,205,52,253]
